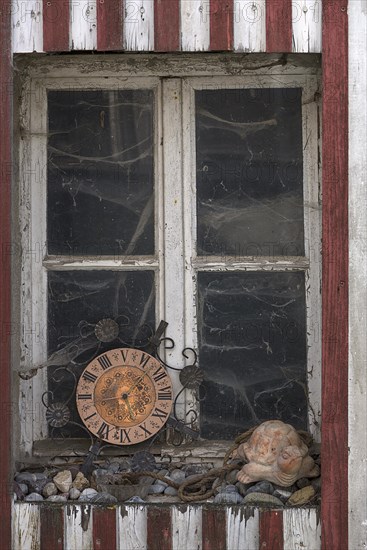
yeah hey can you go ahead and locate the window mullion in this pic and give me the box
[182,78,199,426]
[162,78,186,421]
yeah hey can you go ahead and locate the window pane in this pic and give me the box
[47,90,154,256]
[196,88,304,256]
[198,271,307,440]
[47,270,155,436]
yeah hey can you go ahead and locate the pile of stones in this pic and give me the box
[14,455,321,506]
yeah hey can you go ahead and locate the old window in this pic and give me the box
[15,56,321,459]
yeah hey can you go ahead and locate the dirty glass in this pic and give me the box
[47,90,154,256]
[196,88,304,257]
[198,271,307,440]
[47,270,155,437]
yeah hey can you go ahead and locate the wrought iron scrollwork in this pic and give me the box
[40,319,204,468]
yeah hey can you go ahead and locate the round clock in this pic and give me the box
[76,348,173,445]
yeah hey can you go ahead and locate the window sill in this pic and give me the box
[32,438,232,465]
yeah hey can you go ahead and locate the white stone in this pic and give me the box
[69,487,81,500]
[78,488,98,502]
[53,470,72,493]
[25,492,44,502]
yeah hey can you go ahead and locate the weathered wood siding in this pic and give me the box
[348,1,367,549]
[12,503,321,549]
[11,0,322,53]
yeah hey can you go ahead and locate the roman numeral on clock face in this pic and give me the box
[77,393,92,400]
[152,367,167,383]
[139,353,150,369]
[120,349,129,362]
[140,422,152,437]
[152,407,168,423]
[97,422,111,439]
[120,428,131,443]
[82,370,97,383]
[157,386,172,400]
[84,412,97,421]
[97,354,112,370]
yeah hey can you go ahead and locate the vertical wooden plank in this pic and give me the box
[0,1,12,545]
[12,503,41,550]
[321,1,349,550]
[162,78,185,419]
[43,0,70,51]
[97,0,123,50]
[181,0,210,51]
[117,505,147,550]
[210,0,233,51]
[348,2,367,550]
[302,77,322,443]
[124,0,154,51]
[93,508,117,550]
[172,505,202,550]
[12,0,43,52]
[233,0,266,52]
[226,507,260,550]
[154,0,179,51]
[147,507,172,550]
[70,0,97,50]
[266,0,292,52]
[202,508,226,550]
[259,510,283,550]
[283,508,321,550]
[65,505,94,550]
[292,0,322,53]
[40,507,64,550]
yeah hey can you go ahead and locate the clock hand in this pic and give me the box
[124,396,136,420]
[126,371,149,396]
[96,395,120,403]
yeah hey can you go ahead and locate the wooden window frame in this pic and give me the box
[14,54,321,460]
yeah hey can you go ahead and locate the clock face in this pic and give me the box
[76,348,173,445]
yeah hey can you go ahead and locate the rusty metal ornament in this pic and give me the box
[94,318,120,342]
[76,348,173,446]
[179,365,204,389]
[45,402,71,428]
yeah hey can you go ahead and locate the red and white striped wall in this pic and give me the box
[2,1,367,549]
[11,0,322,54]
[12,503,321,549]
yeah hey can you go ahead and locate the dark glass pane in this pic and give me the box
[196,88,304,257]
[47,90,154,256]
[47,270,155,437]
[198,271,307,440]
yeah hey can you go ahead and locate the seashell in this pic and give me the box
[236,420,320,487]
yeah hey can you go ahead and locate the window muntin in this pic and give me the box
[18,62,321,457]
